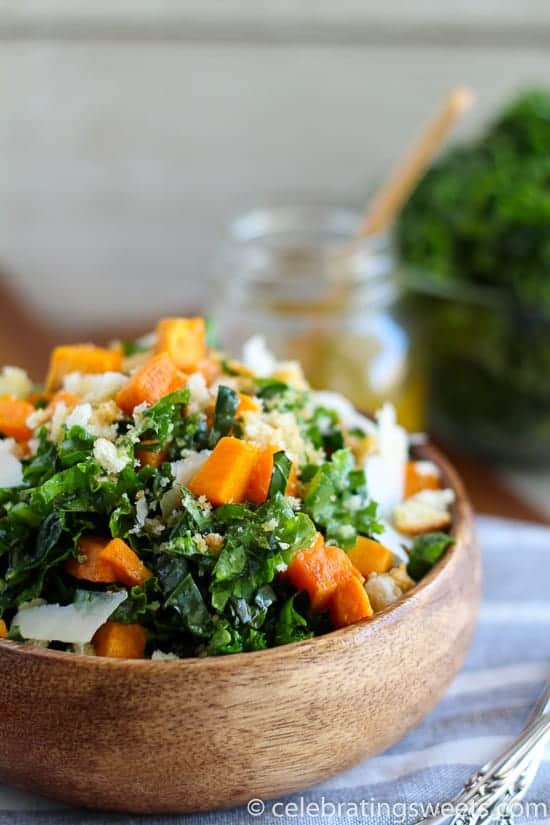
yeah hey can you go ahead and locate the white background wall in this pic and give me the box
[2,1,550,329]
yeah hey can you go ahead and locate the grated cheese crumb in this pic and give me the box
[0,366,33,400]
[241,410,322,465]
[186,372,211,414]
[63,371,127,403]
[93,438,130,474]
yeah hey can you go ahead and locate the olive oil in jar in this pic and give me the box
[211,204,425,432]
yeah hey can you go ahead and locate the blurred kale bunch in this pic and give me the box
[398,89,550,311]
[397,90,550,462]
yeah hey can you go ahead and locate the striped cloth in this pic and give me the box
[1,516,548,825]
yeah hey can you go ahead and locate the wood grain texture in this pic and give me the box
[0,443,480,814]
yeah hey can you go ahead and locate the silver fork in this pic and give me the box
[414,681,550,825]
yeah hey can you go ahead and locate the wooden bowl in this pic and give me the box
[0,443,480,814]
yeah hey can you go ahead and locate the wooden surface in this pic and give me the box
[0,443,480,813]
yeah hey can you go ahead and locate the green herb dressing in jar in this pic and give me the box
[211,204,425,432]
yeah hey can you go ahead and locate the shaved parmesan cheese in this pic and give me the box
[171,450,211,486]
[0,439,23,488]
[376,518,411,563]
[0,366,32,400]
[365,403,408,516]
[151,649,179,661]
[242,335,278,377]
[13,590,127,644]
[63,371,127,403]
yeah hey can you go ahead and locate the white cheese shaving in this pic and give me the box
[13,590,127,644]
[135,492,149,530]
[242,335,278,377]
[375,518,411,563]
[171,450,211,486]
[93,438,130,474]
[0,439,23,488]
[151,649,179,661]
[364,403,408,516]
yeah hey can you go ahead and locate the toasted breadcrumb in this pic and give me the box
[394,489,454,536]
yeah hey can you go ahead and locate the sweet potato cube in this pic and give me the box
[45,345,122,392]
[0,619,7,638]
[287,535,363,612]
[188,436,260,505]
[154,317,206,371]
[65,535,117,583]
[0,396,35,441]
[245,445,297,505]
[116,352,185,414]
[347,536,394,576]
[135,440,169,469]
[92,622,147,659]
[330,576,373,628]
[236,392,261,416]
[99,538,152,587]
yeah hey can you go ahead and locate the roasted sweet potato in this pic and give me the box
[286,534,363,612]
[92,622,147,659]
[188,436,260,505]
[45,345,122,392]
[154,317,206,371]
[65,535,116,583]
[347,536,394,576]
[0,396,34,441]
[330,576,373,628]
[116,353,186,414]
[98,538,152,587]
[245,445,297,505]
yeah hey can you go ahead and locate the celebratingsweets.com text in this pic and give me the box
[246,795,548,821]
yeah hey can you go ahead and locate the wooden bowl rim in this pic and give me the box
[0,441,473,671]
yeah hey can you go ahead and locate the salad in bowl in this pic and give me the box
[0,317,455,659]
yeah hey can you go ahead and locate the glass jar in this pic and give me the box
[210,203,425,432]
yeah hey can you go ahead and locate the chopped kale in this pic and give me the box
[407,532,455,581]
